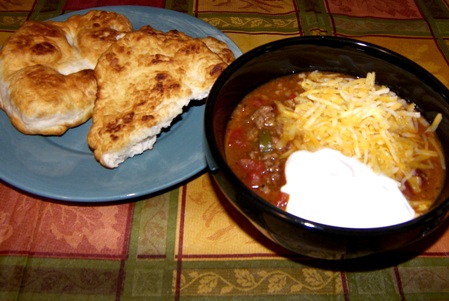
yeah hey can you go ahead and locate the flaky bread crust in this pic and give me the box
[88,25,234,168]
[0,10,132,135]
[200,36,235,65]
[48,10,133,67]
[0,21,83,78]
[6,65,97,135]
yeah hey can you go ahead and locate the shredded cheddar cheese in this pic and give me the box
[276,71,445,189]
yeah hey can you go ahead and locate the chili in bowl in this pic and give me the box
[204,36,449,260]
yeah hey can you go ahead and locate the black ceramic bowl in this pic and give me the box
[204,36,449,260]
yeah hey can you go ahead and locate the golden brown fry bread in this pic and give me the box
[0,10,132,135]
[88,25,235,168]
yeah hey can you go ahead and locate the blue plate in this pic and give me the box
[0,6,242,202]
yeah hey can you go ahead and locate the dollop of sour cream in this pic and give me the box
[281,148,415,228]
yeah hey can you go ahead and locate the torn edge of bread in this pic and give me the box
[98,94,197,168]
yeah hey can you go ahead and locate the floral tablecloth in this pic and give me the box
[1,0,449,300]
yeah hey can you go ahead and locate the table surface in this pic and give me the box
[1,0,449,300]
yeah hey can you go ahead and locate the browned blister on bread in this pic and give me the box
[88,25,235,168]
[0,21,82,78]
[0,10,132,135]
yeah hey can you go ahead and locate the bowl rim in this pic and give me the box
[205,35,449,235]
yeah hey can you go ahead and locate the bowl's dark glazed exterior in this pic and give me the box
[204,36,449,260]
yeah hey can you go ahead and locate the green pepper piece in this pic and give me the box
[259,130,273,152]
